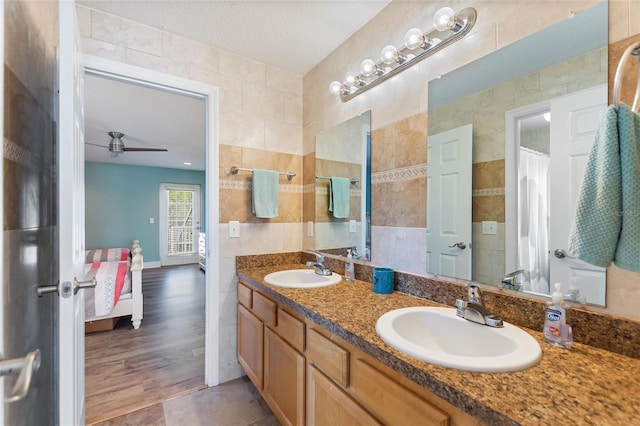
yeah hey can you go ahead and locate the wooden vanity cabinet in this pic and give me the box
[237,280,480,426]
[237,281,305,426]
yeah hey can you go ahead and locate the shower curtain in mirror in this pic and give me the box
[518,148,550,294]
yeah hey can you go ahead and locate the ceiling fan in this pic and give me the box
[87,131,169,157]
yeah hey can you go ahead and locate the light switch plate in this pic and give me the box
[149,218,154,224]
[349,220,356,233]
[307,221,314,237]
[229,221,240,238]
[482,221,497,235]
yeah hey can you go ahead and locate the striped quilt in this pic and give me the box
[84,261,130,318]
[85,248,130,263]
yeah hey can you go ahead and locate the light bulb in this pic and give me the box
[381,45,398,65]
[360,59,376,77]
[329,80,343,95]
[433,7,456,31]
[345,73,356,85]
[404,28,424,50]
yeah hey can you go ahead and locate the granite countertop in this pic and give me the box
[237,264,640,425]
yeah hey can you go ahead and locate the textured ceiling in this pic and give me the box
[77,0,392,75]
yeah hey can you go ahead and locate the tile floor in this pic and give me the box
[94,377,280,426]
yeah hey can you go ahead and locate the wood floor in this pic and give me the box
[85,264,206,425]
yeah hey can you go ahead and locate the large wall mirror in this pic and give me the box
[427,2,608,305]
[314,111,371,258]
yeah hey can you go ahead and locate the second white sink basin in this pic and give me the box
[376,306,542,373]
[264,269,342,288]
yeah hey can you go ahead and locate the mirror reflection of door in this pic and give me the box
[506,84,607,305]
[160,183,201,266]
[427,124,472,279]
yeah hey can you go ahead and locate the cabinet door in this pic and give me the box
[307,365,380,426]
[264,328,305,426]
[351,358,449,426]
[238,304,264,389]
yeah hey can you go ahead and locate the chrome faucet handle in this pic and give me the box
[467,285,483,305]
[308,250,325,263]
[505,269,525,277]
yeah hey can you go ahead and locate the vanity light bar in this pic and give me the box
[329,7,477,103]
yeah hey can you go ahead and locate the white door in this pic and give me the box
[160,183,201,266]
[58,1,87,424]
[549,84,607,304]
[427,124,473,279]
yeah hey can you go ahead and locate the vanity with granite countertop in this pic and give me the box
[236,252,640,425]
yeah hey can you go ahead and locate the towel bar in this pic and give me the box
[315,175,360,185]
[230,166,295,181]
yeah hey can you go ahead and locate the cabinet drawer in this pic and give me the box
[351,357,449,426]
[253,291,276,327]
[238,282,252,309]
[307,328,349,388]
[276,308,305,352]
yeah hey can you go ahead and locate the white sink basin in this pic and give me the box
[376,306,541,373]
[264,269,342,288]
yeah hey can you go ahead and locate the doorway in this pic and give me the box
[160,183,202,266]
[83,55,220,393]
[505,85,607,305]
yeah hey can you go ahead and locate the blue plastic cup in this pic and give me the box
[373,267,394,294]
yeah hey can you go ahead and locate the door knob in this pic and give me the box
[554,249,576,259]
[0,349,41,403]
[74,277,97,294]
[37,277,97,298]
[448,242,467,250]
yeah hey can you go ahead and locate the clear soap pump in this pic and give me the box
[543,282,573,349]
[345,249,354,281]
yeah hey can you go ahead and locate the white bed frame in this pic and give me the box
[85,240,144,329]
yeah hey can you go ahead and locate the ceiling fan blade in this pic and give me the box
[122,147,169,152]
[86,142,108,148]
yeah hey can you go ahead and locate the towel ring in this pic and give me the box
[613,41,640,112]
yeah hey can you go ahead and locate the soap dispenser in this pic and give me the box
[345,249,354,281]
[543,283,573,349]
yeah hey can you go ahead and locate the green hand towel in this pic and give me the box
[569,103,640,271]
[329,177,350,219]
[251,169,279,218]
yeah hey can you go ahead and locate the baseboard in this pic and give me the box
[144,261,162,269]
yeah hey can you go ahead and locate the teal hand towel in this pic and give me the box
[569,103,640,271]
[329,177,350,219]
[251,169,279,218]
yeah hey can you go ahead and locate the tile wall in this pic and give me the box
[303,0,640,321]
[77,5,304,382]
[4,0,59,423]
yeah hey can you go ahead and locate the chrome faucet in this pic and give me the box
[455,285,503,327]
[306,251,332,276]
[501,269,525,291]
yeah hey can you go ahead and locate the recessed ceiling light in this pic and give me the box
[184,162,192,166]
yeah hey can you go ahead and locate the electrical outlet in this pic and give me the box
[229,221,240,238]
[482,221,497,235]
[307,221,314,237]
[349,220,356,233]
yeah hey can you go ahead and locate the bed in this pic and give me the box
[84,240,144,330]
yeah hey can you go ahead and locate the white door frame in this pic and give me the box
[159,183,202,266]
[83,55,220,386]
[505,99,550,276]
